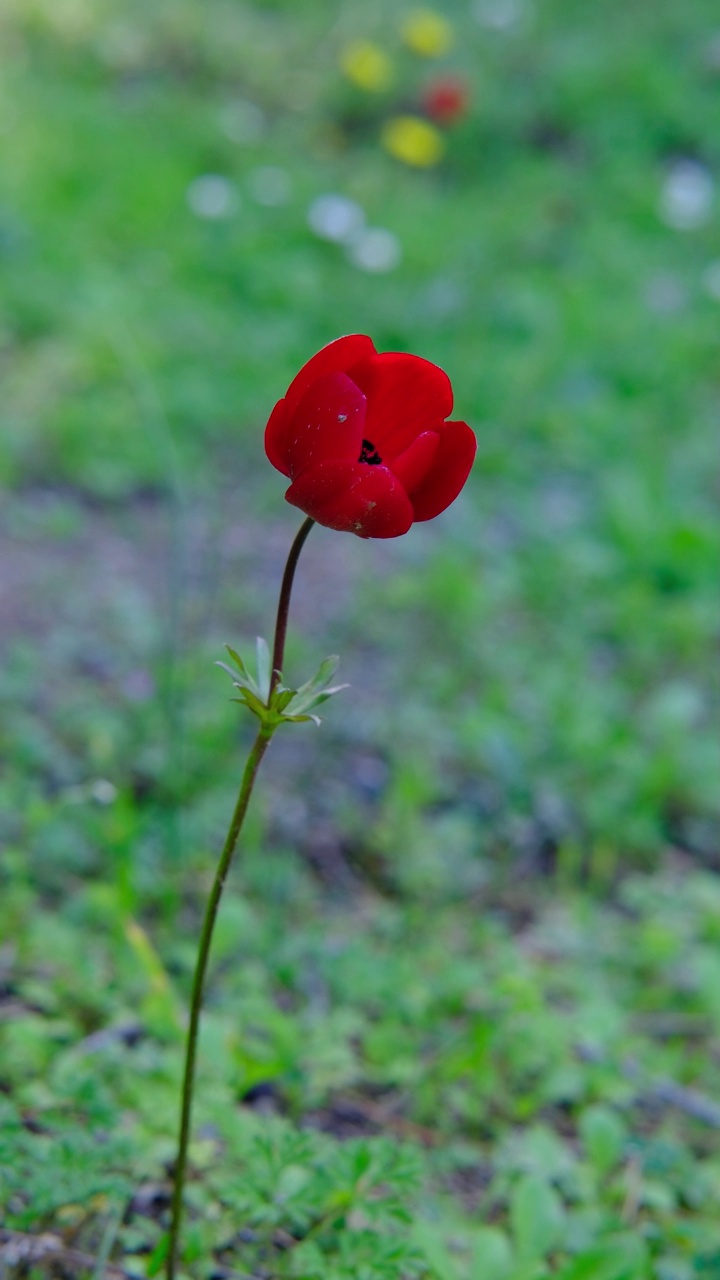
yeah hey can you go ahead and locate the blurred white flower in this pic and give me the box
[186,174,238,219]
[472,0,527,30]
[64,778,118,805]
[307,193,365,243]
[346,227,402,273]
[420,276,465,318]
[91,779,118,805]
[702,259,720,300]
[643,272,687,315]
[703,32,720,72]
[218,99,265,144]
[96,22,147,68]
[248,166,291,206]
[660,159,714,231]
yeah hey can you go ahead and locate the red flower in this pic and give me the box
[265,335,476,538]
[422,76,470,126]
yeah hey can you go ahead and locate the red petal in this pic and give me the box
[265,398,291,476]
[347,352,453,460]
[389,431,439,493]
[284,335,377,414]
[285,459,414,539]
[409,420,477,522]
[283,372,366,479]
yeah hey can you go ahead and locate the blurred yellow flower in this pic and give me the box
[401,9,454,57]
[8,0,98,39]
[340,41,393,92]
[381,115,445,166]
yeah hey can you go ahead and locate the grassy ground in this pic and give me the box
[1,1,719,1276]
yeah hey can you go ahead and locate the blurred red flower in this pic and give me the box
[265,334,476,538]
[422,75,470,125]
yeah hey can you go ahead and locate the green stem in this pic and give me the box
[165,516,314,1280]
[270,517,315,698]
[165,727,270,1280]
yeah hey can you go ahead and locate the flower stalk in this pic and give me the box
[166,518,316,1280]
[165,726,271,1280]
[270,517,315,697]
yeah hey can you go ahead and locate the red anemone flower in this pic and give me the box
[264,334,476,538]
[422,75,470,126]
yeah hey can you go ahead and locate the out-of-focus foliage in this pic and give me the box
[1,0,718,855]
[1,0,719,1275]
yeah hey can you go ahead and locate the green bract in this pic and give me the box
[218,642,348,730]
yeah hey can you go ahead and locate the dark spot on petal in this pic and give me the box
[359,438,383,465]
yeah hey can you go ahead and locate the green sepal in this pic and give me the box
[274,688,296,713]
[230,689,268,719]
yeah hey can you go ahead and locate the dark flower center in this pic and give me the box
[359,438,383,465]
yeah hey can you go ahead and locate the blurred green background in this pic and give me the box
[1,1,719,1276]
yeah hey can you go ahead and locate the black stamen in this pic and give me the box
[359,438,383,465]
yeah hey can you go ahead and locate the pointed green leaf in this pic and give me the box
[511,1175,564,1263]
[285,682,348,716]
[579,1105,626,1175]
[219,666,262,700]
[255,636,272,703]
[311,654,340,685]
[292,655,340,700]
[471,1228,513,1280]
[225,645,249,677]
